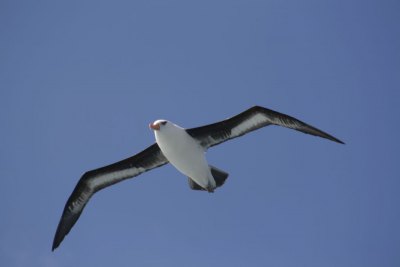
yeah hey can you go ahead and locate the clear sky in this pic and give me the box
[1,0,399,266]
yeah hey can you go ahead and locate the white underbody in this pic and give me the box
[154,122,216,190]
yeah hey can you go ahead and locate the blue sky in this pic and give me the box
[1,0,399,266]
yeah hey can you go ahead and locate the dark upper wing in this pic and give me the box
[186,106,344,149]
[52,143,168,251]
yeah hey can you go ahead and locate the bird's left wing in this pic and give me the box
[52,143,168,251]
[186,106,344,149]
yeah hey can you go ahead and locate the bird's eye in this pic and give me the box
[161,121,167,125]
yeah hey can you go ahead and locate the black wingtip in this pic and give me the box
[51,207,83,252]
[328,136,345,145]
[337,139,345,145]
[323,132,345,145]
[52,237,61,251]
[51,202,81,252]
[52,226,64,251]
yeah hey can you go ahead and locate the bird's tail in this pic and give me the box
[187,165,229,191]
[209,165,229,188]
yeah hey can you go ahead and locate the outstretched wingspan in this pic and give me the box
[187,106,344,148]
[53,105,344,251]
[52,143,168,251]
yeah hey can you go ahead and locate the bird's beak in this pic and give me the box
[149,122,160,131]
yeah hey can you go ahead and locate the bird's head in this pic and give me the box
[149,120,168,131]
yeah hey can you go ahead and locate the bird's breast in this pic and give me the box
[155,128,210,181]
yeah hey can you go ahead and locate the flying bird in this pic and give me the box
[52,106,343,250]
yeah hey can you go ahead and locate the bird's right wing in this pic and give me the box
[52,143,168,251]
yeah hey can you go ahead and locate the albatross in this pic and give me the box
[52,106,344,250]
